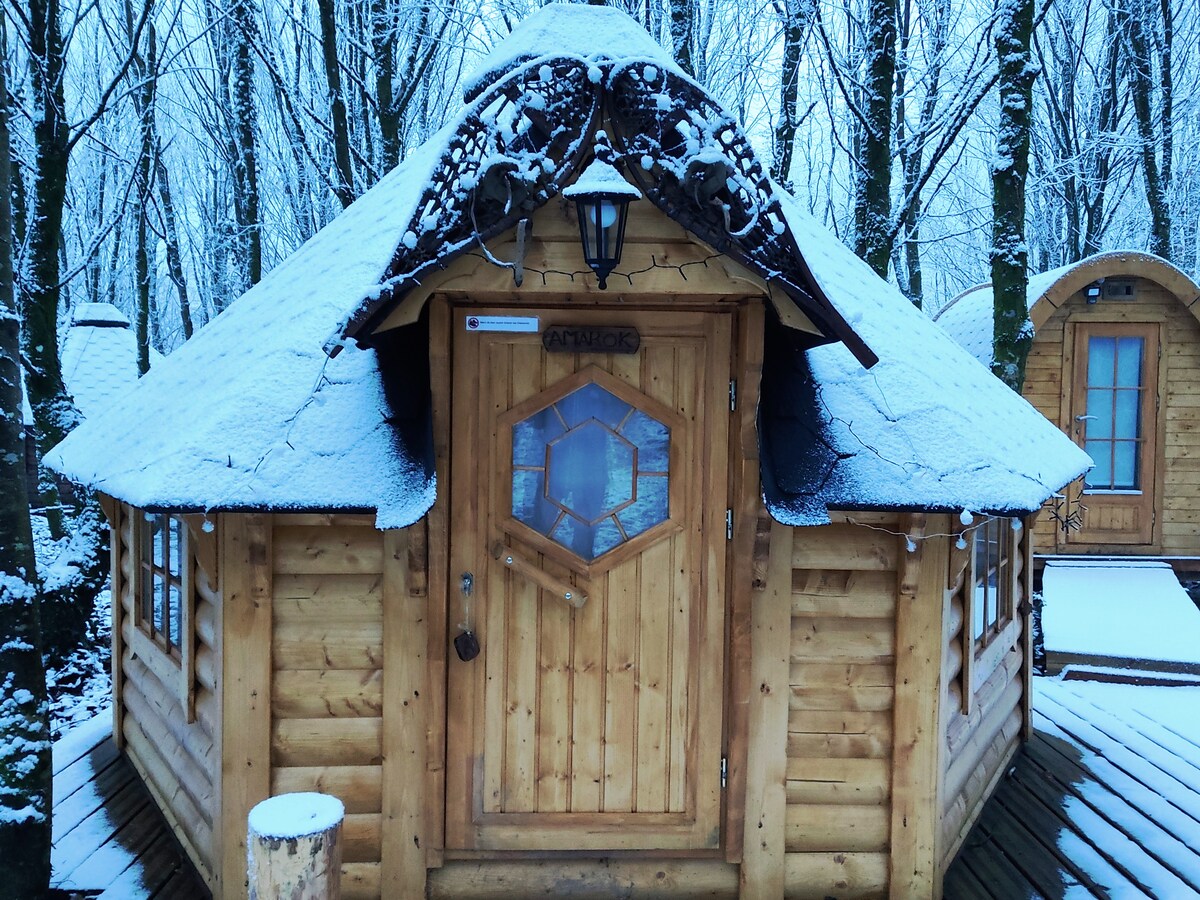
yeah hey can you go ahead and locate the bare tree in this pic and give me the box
[1117,0,1172,258]
[0,16,52,894]
[771,0,816,187]
[316,0,354,207]
[991,0,1038,390]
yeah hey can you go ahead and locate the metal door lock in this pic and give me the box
[454,571,480,662]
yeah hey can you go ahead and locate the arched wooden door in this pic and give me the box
[445,306,731,852]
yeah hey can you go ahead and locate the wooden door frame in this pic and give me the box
[436,298,746,857]
[1064,319,1163,548]
[426,295,766,864]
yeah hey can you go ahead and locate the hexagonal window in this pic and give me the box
[512,381,670,561]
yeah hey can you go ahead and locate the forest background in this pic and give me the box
[0,0,1192,895]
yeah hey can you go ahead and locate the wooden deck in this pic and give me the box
[947,678,1200,899]
[51,715,209,899]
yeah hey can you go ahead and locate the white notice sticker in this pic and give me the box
[464,315,540,333]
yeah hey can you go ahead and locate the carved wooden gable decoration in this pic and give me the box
[339,55,876,368]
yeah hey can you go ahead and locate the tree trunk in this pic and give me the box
[991,0,1037,392]
[370,0,398,172]
[0,24,53,894]
[131,18,156,375]
[771,0,811,187]
[317,0,355,208]
[669,0,695,77]
[1119,0,1170,259]
[230,0,262,286]
[853,0,896,278]
[24,0,76,538]
[156,147,193,340]
[1082,9,1122,258]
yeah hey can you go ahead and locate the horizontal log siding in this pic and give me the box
[784,515,897,899]
[1027,279,1200,555]
[115,504,220,887]
[939,519,1030,871]
[269,514,385,899]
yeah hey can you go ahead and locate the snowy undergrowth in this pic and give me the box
[32,514,112,740]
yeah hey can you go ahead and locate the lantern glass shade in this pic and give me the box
[574,193,630,290]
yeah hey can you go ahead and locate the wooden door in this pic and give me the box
[445,306,731,852]
[1068,322,1159,545]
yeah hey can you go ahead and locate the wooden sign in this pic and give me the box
[542,325,641,354]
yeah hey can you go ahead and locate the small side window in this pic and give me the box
[137,512,187,657]
[971,519,1013,647]
[961,518,1020,713]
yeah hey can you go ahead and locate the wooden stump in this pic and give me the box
[248,792,344,900]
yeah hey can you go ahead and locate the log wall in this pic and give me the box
[783,513,898,899]
[113,500,993,900]
[938,517,1032,872]
[267,514,387,900]
[112,502,221,888]
[1025,277,1200,556]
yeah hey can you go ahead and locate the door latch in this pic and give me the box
[454,571,480,662]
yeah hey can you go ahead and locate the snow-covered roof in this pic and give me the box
[761,192,1091,523]
[935,251,1200,366]
[71,303,131,327]
[46,134,450,526]
[462,4,685,101]
[46,4,1087,525]
[60,303,162,420]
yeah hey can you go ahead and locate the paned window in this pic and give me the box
[138,512,185,654]
[1083,335,1145,491]
[512,382,670,561]
[972,519,1013,648]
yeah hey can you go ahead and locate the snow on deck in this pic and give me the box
[51,713,208,899]
[1041,560,1200,676]
[946,677,1200,898]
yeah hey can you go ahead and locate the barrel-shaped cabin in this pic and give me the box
[935,252,1200,561]
[49,6,1087,898]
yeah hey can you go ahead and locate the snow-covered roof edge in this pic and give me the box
[935,251,1200,365]
[765,188,1091,523]
[461,4,687,101]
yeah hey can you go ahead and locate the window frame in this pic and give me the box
[960,518,1020,712]
[498,365,686,579]
[1072,322,1159,497]
[130,509,196,720]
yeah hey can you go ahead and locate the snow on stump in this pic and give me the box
[248,792,344,900]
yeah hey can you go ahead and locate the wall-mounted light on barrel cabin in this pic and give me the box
[563,136,640,289]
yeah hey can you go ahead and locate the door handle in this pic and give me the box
[491,542,587,608]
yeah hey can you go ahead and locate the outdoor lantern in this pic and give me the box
[563,142,640,289]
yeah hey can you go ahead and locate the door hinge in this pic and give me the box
[720,755,728,789]
[729,379,737,412]
[726,509,733,541]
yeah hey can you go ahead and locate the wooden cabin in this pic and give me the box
[935,252,1200,564]
[47,6,1088,899]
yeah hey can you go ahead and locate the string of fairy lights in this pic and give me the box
[843,512,1026,553]
[465,247,727,289]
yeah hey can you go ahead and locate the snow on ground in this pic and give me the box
[1041,559,1200,665]
[32,514,113,739]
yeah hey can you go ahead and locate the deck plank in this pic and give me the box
[946,679,1200,900]
[954,789,1053,900]
[51,721,209,899]
[1028,721,1200,883]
